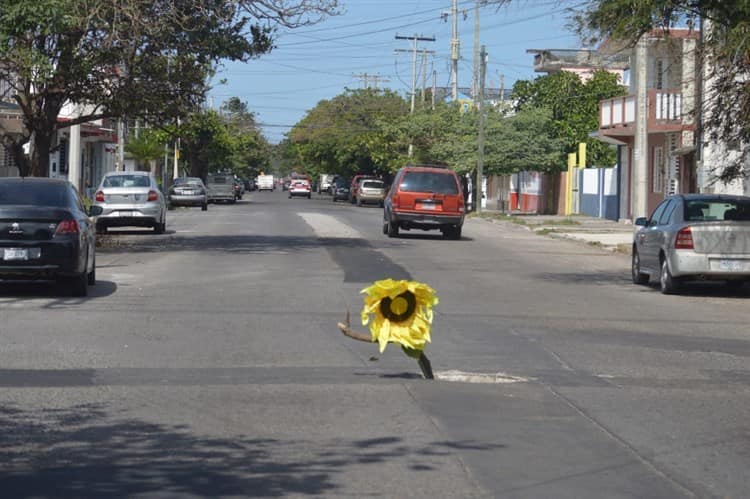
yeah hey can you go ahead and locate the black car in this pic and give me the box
[331,178,350,202]
[0,177,102,296]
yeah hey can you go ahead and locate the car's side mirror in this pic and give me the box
[634,217,648,227]
[88,205,104,217]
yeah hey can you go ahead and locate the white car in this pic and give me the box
[93,171,167,234]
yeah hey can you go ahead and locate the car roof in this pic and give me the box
[679,193,750,202]
[399,165,455,174]
[0,177,69,185]
[105,171,150,176]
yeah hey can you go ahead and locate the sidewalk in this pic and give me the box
[472,211,635,253]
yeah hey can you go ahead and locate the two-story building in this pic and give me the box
[596,29,700,219]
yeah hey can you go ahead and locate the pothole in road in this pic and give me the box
[434,370,530,384]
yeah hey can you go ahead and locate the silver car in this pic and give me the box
[356,179,386,207]
[168,177,208,211]
[632,194,750,294]
[93,171,167,234]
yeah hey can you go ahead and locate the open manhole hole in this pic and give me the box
[434,370,529,384]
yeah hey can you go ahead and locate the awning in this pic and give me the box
[589,130,628,146]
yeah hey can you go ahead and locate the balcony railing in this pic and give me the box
[599,89,686,135]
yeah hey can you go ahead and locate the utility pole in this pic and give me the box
[476,46,487,214]
[354,73,389,89]
[396,34,435,157]
[432,70,437,110]
[421,52,428,107]
[451,0,460,101]
[472,1,481,99]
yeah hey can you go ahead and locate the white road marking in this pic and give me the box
[298,213,363,239]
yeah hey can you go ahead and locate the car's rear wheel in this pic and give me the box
[202,203,208,211]
[631,248,649,285]
[154,221,166,234]
[660,257,681,294]
[447,225,462,240]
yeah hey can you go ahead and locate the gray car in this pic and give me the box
[632,193,750,294]
[93,171,167,234]
[168,177,208,211]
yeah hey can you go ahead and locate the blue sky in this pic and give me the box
[209,0,583,143]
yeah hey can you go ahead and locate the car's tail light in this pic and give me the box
[55,220,80,236]
[95,191,105,202]
[147,190,159,202]
[392,195,400,209]
[675,226,694,249]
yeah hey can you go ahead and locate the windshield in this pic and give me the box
[399,172,458,194]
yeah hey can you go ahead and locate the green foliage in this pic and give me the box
[125,129,165,168]
[179,98,271,180]
[511,70,626,168]
[288,88,409,177]
[0,0,337,177]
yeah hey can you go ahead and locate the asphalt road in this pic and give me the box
[1,190,748,498]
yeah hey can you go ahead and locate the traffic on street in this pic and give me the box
[1,190,748,498]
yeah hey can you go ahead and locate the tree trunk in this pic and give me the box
[30,133,53,178]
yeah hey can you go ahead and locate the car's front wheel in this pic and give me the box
[631,248,649,285]
[660,257,681,294]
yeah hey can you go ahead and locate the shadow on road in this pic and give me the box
[0,403,504,497]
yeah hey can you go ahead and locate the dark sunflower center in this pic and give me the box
[379,290,417,322]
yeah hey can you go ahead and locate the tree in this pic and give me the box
[124,129,164,173]
[0,0,338,177]
[511,70,626,168]
[571,0,750,181]
[288,88,408,178]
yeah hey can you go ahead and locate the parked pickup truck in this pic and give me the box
[206,173,237,204]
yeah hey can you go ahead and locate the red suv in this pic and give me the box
[383,165,465,239]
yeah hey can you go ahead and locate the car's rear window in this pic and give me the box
[685,199,750,221]
[361,180,384,189]
[399,172,458,194]
[207,176,230,184]
[103,175,150,188]
[175,178,203,186]
[0,182,69,207]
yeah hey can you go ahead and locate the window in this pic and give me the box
[399,172,458,194]
[649,199,669,224]
[658,199,677,225]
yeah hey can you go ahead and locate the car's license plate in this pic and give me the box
[119,211,133,217]
[719,259,744,271]
[420,203,436,210]
[3,248,28,260]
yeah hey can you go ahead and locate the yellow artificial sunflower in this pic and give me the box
[360,279,439,357]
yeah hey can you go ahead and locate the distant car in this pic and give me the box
[632,193,750,294]
[168,177,208,211]
[356,179,386,207]
[288,179,312,199]
[0,177,102,296]
[349,174,376,204]
[233,179,243,200]
[383,165,465,239]
[283,179,291,191]
[94,171,167,234]
[331,177,350,202]
[206,173,237,204]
